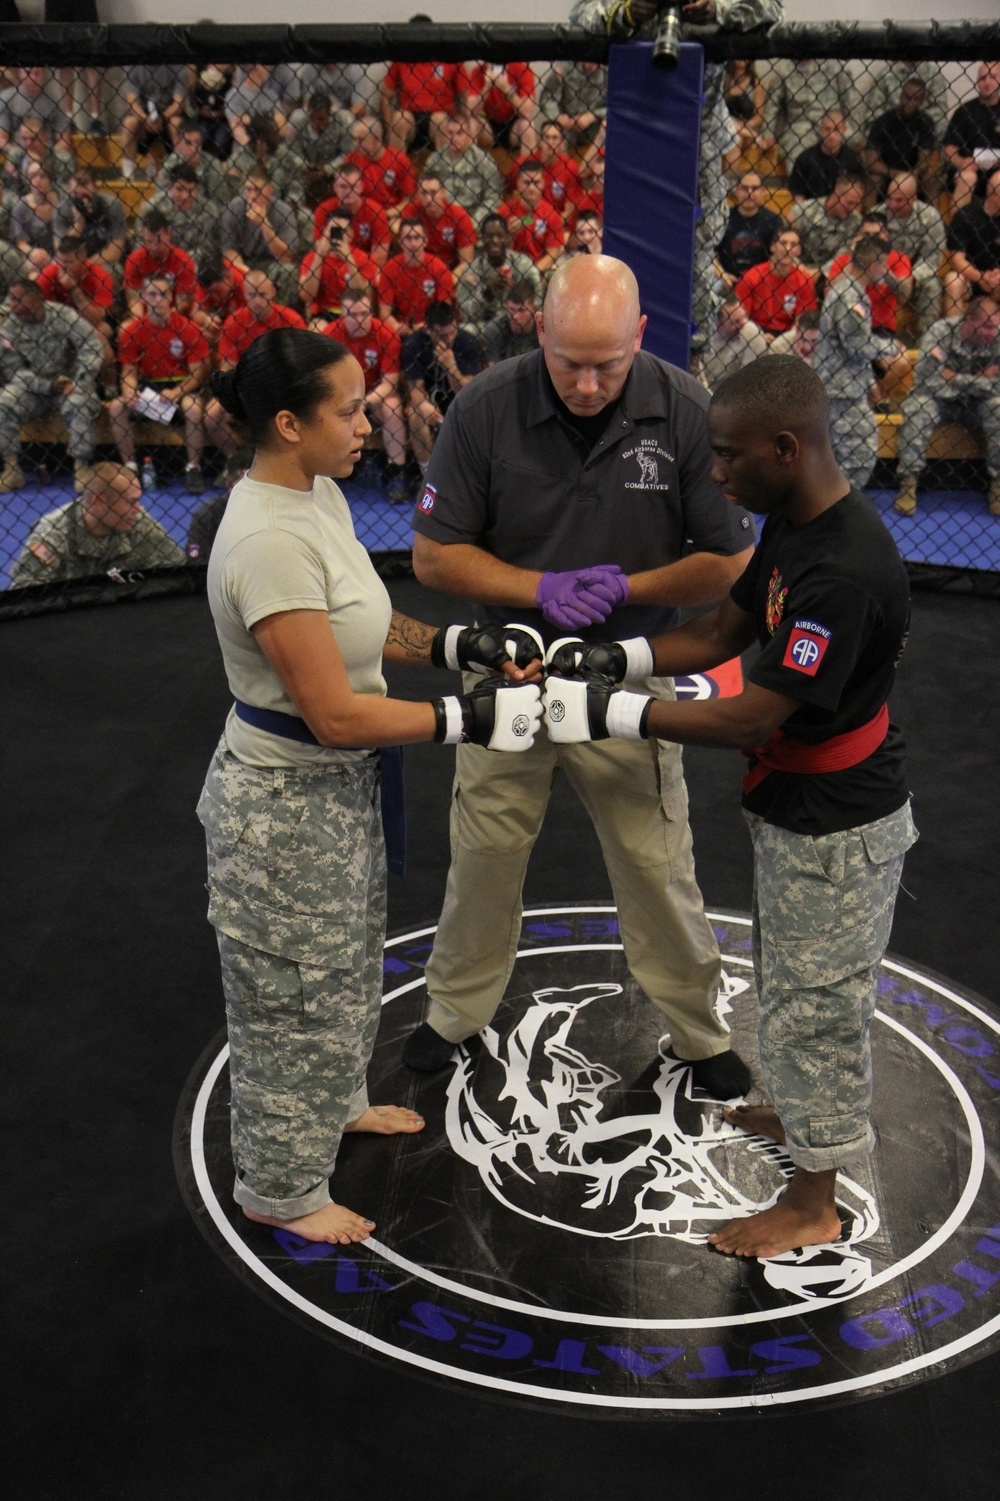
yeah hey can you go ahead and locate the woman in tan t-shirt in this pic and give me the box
[199,327,542,1248]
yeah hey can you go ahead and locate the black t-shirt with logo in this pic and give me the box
[730,488,910,835]
[717,205,783,278]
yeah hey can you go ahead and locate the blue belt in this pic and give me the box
[233,700,406,878]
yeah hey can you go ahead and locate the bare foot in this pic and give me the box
[708,1162,841,1259]
[723,1103,786,1144]
[243,1202,375,1245]
[707,1197,843,1258]
[343,1105,425,1135]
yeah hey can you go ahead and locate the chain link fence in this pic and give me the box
[0,21,998,614]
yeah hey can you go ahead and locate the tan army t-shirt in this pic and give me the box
[207,474,391,768]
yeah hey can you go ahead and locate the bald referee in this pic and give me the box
[405,254,755,1097]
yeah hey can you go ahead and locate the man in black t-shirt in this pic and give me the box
[789,111,865,202]
[945,166,1000,307]
[944,61,1000,213]
[544,355,916,1261]
[402,300,481,472]
[864,78,937,197]
[716,171,783,285]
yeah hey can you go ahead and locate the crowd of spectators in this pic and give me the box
[702,57,1000,515]
[0,56,607,538]
[2,47,1000,584]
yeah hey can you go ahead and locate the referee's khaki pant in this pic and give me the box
[424,681,729,1061]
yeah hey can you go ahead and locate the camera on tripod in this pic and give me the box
[650,4,683,72]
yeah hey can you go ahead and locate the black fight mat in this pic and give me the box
[176,906,1000,1416]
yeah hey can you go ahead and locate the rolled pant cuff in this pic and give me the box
[783,1123,876,1174]
[232,1174,332,1221]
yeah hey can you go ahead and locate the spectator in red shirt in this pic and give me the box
[412,174,476,272]
[827,214,914,333]
[508,121,583,219]
[218,269,306,366]
[299,209,381,321]
[465,61,537,151]
[36,233,116,389]
[570,152,605,230]
[108,274,211,493]
[124,209,197,316]
[206,270,306,457]
[500,162,567,275]
[734,229,818,338]
[327,282,409,499]
[346,115,417,210]
[380,59,468,153]
[312,163,394,267]
[378,218,455,338]
[191,256,247,343]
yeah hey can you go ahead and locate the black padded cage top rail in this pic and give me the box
[1,19,999,619]
[1,21,1000,66]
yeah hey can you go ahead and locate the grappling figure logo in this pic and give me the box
[178,908,1000,1414]
[445,981,878,1303]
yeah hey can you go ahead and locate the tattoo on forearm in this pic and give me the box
[387,611,437,661]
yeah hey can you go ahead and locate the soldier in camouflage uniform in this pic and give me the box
[0,277,102,494]
[455,213,543,335]
[11,460,185,586]
[569,1,783,328]
[788,175,865,272]
[815,235,902,490]
[883,172,947,336]
[547,354,916,1258]
[895,297,1000,516]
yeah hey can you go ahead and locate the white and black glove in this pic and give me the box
[545,635,655,686]
[432,622,544,675]
[433,678,543,751]
[543,676,653,743]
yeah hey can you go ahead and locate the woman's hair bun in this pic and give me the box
[210,368,247,423]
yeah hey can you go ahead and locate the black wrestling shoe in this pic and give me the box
[402,1022,458,1072]
[667,1047,753,1100]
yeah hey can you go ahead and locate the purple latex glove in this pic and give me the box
[536,566,628,629]
[584,564,630,610]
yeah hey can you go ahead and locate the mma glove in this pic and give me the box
[431,622,544,674]
[545,635,655,686]
[543,634,654,744]
[535,565,630,629]
[433,678,543,751]
[543,676,653,743]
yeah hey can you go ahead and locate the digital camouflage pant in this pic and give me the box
[897,392,1000,479]
[197,741,386,1219]
[828,395,878,492]
[0,371,98,461]
[745,801,917,1173]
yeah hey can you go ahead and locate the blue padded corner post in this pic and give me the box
[603,41,704,372]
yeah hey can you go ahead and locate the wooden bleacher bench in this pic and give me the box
[876,411,987,464]
[20,409,185,450]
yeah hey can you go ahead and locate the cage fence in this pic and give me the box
[0,20,998,616]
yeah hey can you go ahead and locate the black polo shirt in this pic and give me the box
[411,348,755,644]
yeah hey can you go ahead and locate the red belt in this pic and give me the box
[742,703,890,795]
